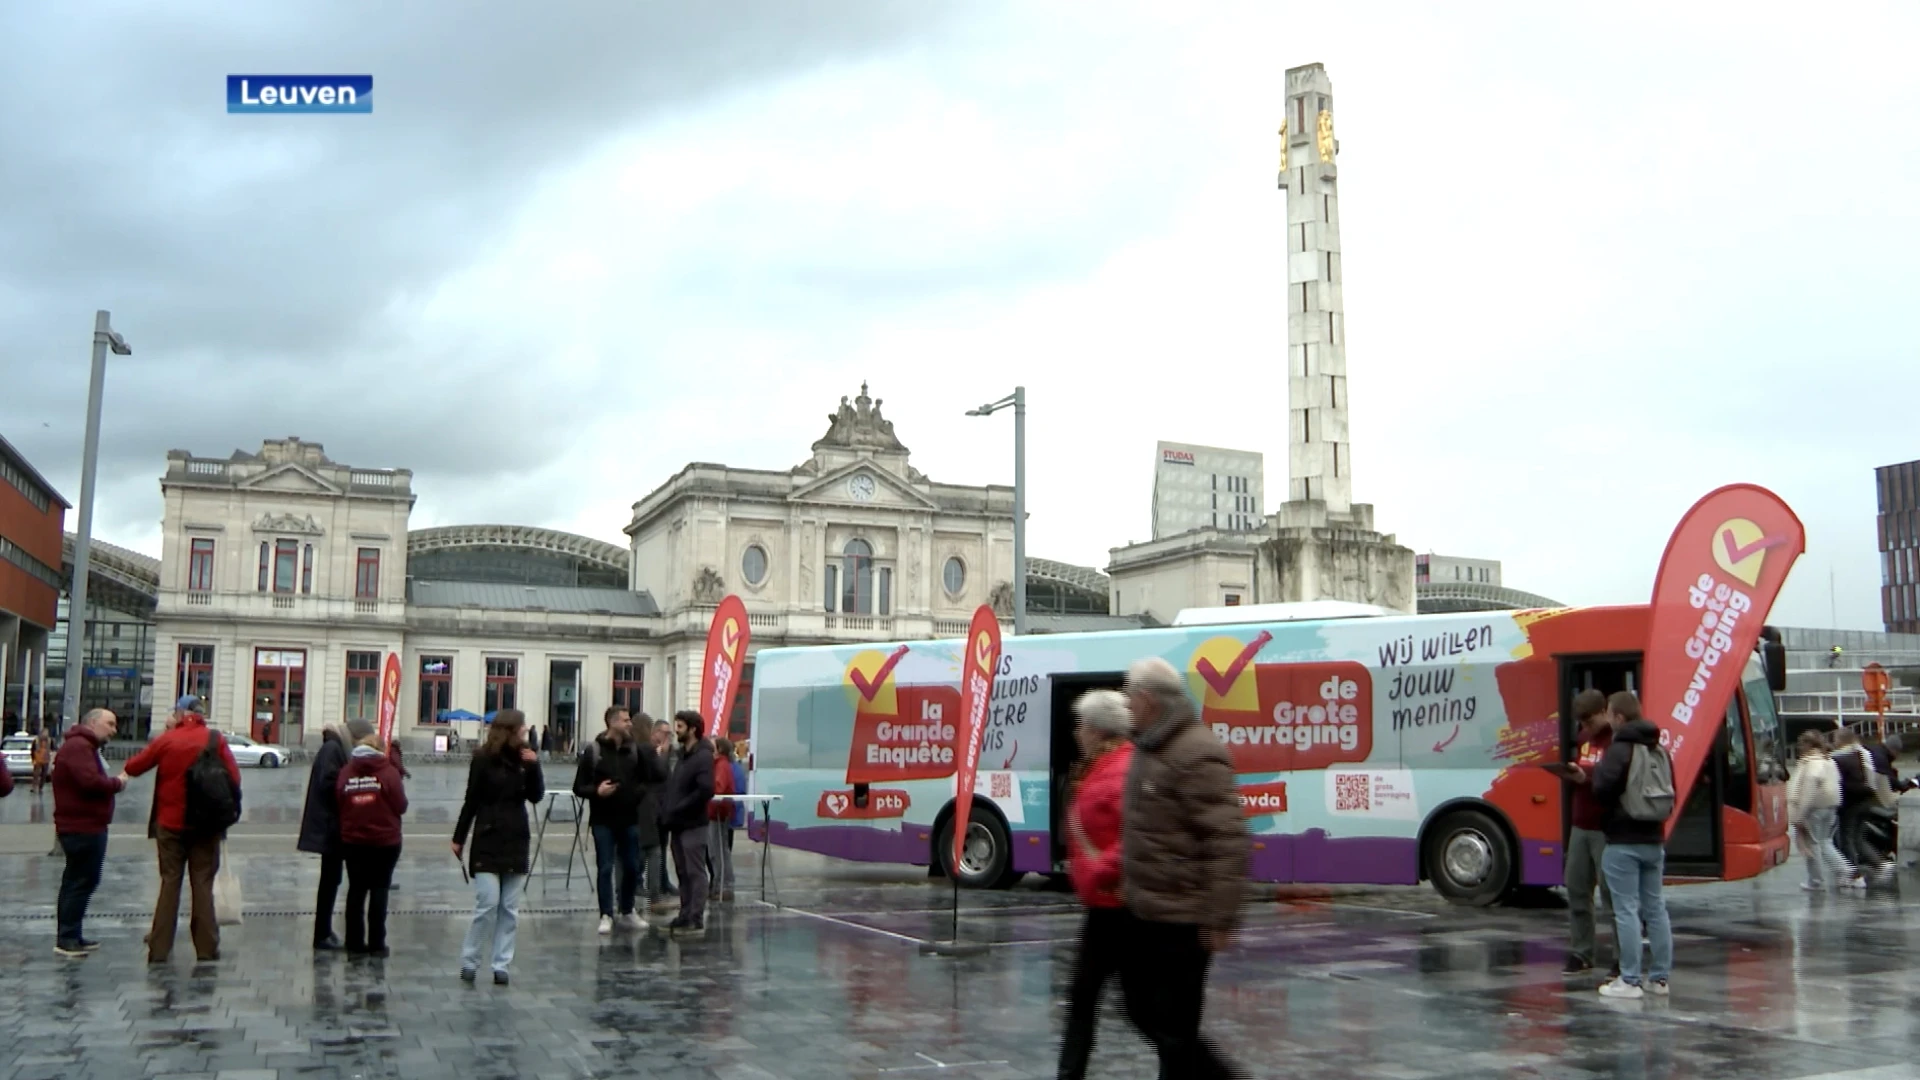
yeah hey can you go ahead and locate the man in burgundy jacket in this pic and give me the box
[52,708,127,956]
[123,695,242,963]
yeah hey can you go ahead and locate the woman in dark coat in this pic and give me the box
[452,708,545,985]
[297,727,351,950]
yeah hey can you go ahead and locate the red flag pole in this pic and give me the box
[924,604,1003,958]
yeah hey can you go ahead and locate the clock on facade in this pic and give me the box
[846,473,877,501]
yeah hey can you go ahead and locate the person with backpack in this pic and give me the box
[1590,690,1673,1000]
[121,695,242,964]
[1833,728,1892,886]
[1787,730,1852,891]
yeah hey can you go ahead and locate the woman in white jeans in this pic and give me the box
[451,708,546,985]
[1788,730,1852,890]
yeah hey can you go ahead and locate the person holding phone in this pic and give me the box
[452,708,545,986]
[1547,689,1616,976]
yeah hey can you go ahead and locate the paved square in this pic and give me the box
[3,771,1919,1079]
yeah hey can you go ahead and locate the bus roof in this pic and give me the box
[1172,600,1398,626]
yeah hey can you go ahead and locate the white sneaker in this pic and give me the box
[1598,978,1644,1000]
[597,915,613,935]
[1646,979,1670,996]
[1800,881,1823,891]
[618,913,648,931]
[1849,876,1869,890]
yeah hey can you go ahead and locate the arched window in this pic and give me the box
[842,539,873,615]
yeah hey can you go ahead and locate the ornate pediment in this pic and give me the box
[253,512,324,536]
[239,463,341,495]
[789,461,936,511]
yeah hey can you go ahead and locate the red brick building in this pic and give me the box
[0,432,68,729]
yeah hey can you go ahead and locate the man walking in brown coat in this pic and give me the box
[1119,656,1247,1078]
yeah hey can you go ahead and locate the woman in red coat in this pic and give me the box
[335,718,408,958]
[1056,689,1136,1080]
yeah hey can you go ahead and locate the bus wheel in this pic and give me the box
[1424,809,1512,907]
[935,813,1012,890]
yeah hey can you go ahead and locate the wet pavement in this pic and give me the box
[3,769,1920,1077]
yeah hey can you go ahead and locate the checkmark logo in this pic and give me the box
[1712,517,1788,587]
[721,619,740,659]
[1194,631,1272,699]
[849,645,911,702]
[974,631,995,672]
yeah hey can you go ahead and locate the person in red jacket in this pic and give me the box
[1548,688,1616,977]
[122,695,242,964]
[1056,689,1136,1080]
[335,718,408,957]
[52,708,126,957]
[708,737,738,902]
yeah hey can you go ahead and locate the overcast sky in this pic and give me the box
[3,2,1916,630]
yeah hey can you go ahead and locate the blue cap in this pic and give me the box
[175,695,201,712]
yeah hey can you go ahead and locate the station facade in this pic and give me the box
[145,387,1120,749]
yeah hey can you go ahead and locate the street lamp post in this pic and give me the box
[58,311,130,733]
[966,387,1026,636]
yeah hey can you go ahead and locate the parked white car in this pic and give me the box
[220,732,289,769]
[2,734,38,777]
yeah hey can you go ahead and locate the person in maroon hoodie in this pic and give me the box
[1056,689,1136,1080]
[1546,688,1616,976]
[335,718,408,958]
[52,708,126,957]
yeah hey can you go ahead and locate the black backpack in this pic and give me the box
[184,729,241,835]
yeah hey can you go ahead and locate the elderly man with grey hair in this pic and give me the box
[1117,655,1246,1079]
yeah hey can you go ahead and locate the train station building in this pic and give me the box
[124,385,1124,750]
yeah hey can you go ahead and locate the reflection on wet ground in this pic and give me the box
[3,829,1920,1079]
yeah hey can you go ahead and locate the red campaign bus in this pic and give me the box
[749,603,1793,904]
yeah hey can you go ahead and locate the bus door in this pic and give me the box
[1557,654,1641,845]
[1047,672,1127,871]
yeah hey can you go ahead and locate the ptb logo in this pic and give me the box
[228,75,373,114]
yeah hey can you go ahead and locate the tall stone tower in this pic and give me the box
[1280,62,1351,515]
[1105,61,1415,620]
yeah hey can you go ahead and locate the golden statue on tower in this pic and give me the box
[1316,109,1335,163]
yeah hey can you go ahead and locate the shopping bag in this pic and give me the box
[213,844,244,926]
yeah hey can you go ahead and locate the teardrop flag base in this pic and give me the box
[919,878,987,956]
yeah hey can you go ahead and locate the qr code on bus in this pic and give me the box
[990,773,1013,799]
[1334,773,1371,812]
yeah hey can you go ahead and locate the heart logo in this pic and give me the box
[1712,517,1788,587]
[825,792,849,817]
[974,631,994,671]
[721,619,740,659]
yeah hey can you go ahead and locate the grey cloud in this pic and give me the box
[0,1,989,540]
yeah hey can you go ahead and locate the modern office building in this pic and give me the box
[1151,441,1265,539]
[0,432,68,732]
[1880,458,1919,634]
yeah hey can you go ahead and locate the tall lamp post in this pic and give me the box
[59,311,130,733]
[966,387,1026,636]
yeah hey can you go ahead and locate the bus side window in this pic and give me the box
[1743,675,1786,781]
[1723,692,1752,813]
